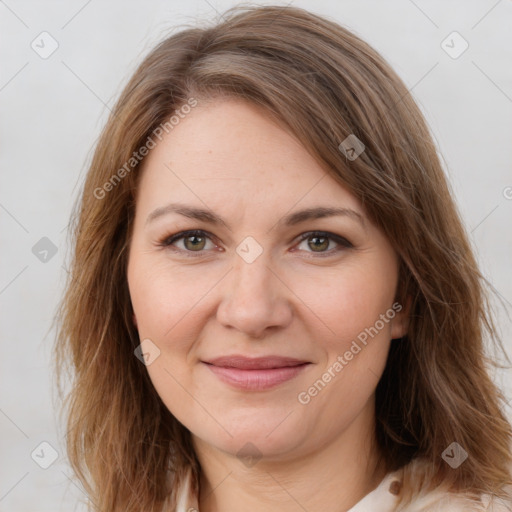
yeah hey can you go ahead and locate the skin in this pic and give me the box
[127,98,409,512]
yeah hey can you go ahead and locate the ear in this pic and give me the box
[390,295,411,339]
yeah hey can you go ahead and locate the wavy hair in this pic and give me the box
[54,4,512,511]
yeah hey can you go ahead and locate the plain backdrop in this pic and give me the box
[1,0,511,510]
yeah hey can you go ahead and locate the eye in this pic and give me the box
[159,229,218,255]
[158,229,353,257]
[295,231,353,255]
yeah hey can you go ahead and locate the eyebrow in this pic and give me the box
[145,203,366,230]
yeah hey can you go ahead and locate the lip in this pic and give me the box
[202,355,311,391]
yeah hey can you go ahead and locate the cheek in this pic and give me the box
[128,256,218,342]
[292,264,396,431]
[128,256,211,428]
[292,257,398,423]
[128,254,220,400]
[290,258,398,353]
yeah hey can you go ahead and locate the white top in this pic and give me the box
[172,465,511,512]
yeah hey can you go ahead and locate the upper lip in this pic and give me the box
[203,355,310,370]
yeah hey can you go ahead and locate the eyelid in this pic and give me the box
[158,229,353,256]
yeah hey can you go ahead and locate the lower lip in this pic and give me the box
[204,363,310,391]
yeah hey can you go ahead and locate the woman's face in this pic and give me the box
[127,98,408,462]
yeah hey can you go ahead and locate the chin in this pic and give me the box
[194,414,309,461]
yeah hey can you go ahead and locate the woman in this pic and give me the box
[55,5,512,511]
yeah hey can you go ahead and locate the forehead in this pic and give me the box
[136,98,362,216]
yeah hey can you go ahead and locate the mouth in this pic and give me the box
[202,355,311,391]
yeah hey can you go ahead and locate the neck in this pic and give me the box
[193,402,386,512]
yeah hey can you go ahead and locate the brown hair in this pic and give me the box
[54,4,512,511]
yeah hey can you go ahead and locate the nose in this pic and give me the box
[216,253,294,339]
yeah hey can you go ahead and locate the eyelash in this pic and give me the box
[157,229,353,258]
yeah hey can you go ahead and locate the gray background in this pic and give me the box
[1,0,511,510]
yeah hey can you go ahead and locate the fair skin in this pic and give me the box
[127,98,409,512]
